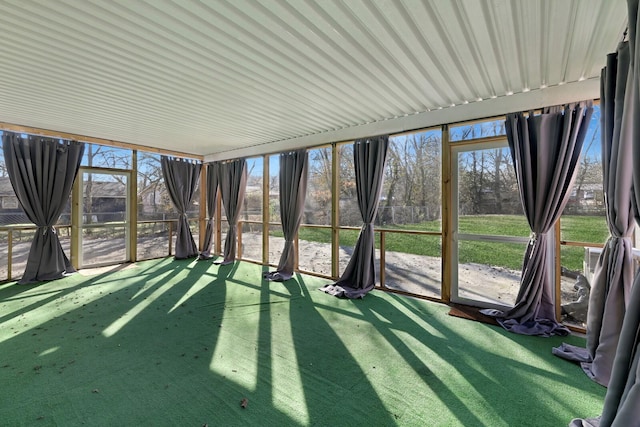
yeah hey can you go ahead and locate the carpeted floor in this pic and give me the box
[0,258,604,426]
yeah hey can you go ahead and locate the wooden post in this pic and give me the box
[7,229,13,281]
[555,221,562,322]
[379,231,386,288]
[169,221,173,256]
[71,170,82,270]
[331,143,340,279]
[441,125,452,302]
[199,162,207,252]
[130,150,138,262]
[263,155,270,265]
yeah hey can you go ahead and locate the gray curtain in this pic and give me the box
[320,135,389,298]
[160,156,202,260]
[2,132,84,284]
[571,1,640,424]
[496,102,593,337]
[264,149,309,282]
[215,159,247,265]
[553,43,635,387]
[199,162,220,260]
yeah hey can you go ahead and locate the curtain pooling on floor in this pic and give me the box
[264,149,309,282]
[553,41,635,387]
[494,101,593,337]
[2,132,84,284]
[320,135,389,298]
[216,158,247,265]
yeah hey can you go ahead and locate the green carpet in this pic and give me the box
[0,258,605,426]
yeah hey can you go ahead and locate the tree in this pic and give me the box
[306,148,332,224]
[137,152,168,220]
[380,131,441,225]
[571,118,603,214]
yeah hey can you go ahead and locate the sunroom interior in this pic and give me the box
[1,1,638,426]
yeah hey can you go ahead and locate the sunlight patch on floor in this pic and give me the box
[0,281,127,344]
[78,263,138,276]
[102,271,176,338]
[168,280,209,313]
[209,296,261,392]
[38,346,60,357]
[270,303,309,425]
[0,288,65,319]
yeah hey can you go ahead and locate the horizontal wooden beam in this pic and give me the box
[0,122,203,160]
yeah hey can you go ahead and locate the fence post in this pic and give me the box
[7,229,13,281]
[379,230,385,288]
[238,221,243,259]
[168,221,173,256]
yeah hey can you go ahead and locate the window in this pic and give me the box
[297,147,332,276]
[1,196,18,210]
[450,118,506,142]
[305,147,332,226]
[241,157,263,262]
[136,151,200,260]
[379,129,443,299]
[452,140,529,308]
[82,144,132,169]
[338,143,358,227]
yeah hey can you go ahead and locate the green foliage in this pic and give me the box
[560,215,609,244]
[296,227,332,244]
[562,246,587,274]
[458,215,530,237]
[458,241,525,270]
[383,231,441,256]
[338,229,360,247]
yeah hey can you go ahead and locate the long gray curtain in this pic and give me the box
[320,135,389,298]
[553,43,635,387]
[264,150,309,282]
[215,159,247,265]
[2,132,84,284]
[571,0,640,424]
[199,162,220,260]
[160,156,202,260]
[496,102,593,337]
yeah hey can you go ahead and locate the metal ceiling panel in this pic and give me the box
[0,0,627,160]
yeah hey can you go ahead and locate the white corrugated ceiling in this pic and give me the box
[0,0,628,160]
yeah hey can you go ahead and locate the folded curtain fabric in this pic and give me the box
[160,156,202,259]
[2,132,84,284]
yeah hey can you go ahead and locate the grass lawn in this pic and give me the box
[275,215,608,272]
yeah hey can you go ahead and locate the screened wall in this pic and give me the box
[1,103,629,332]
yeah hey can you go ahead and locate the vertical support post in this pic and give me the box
[379,231,386,288]
[555,220,562,322]
[441,125,452,302]
[199,161,207,252]
[71,170,82,270]
[331,143,340,279]
[169,221,173,256]
[130,150,138,262]
[215,188,222,255]
[238,221,243,259]
[263,155,270,265]
[7,229,13,281]
[295,233,299,271]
